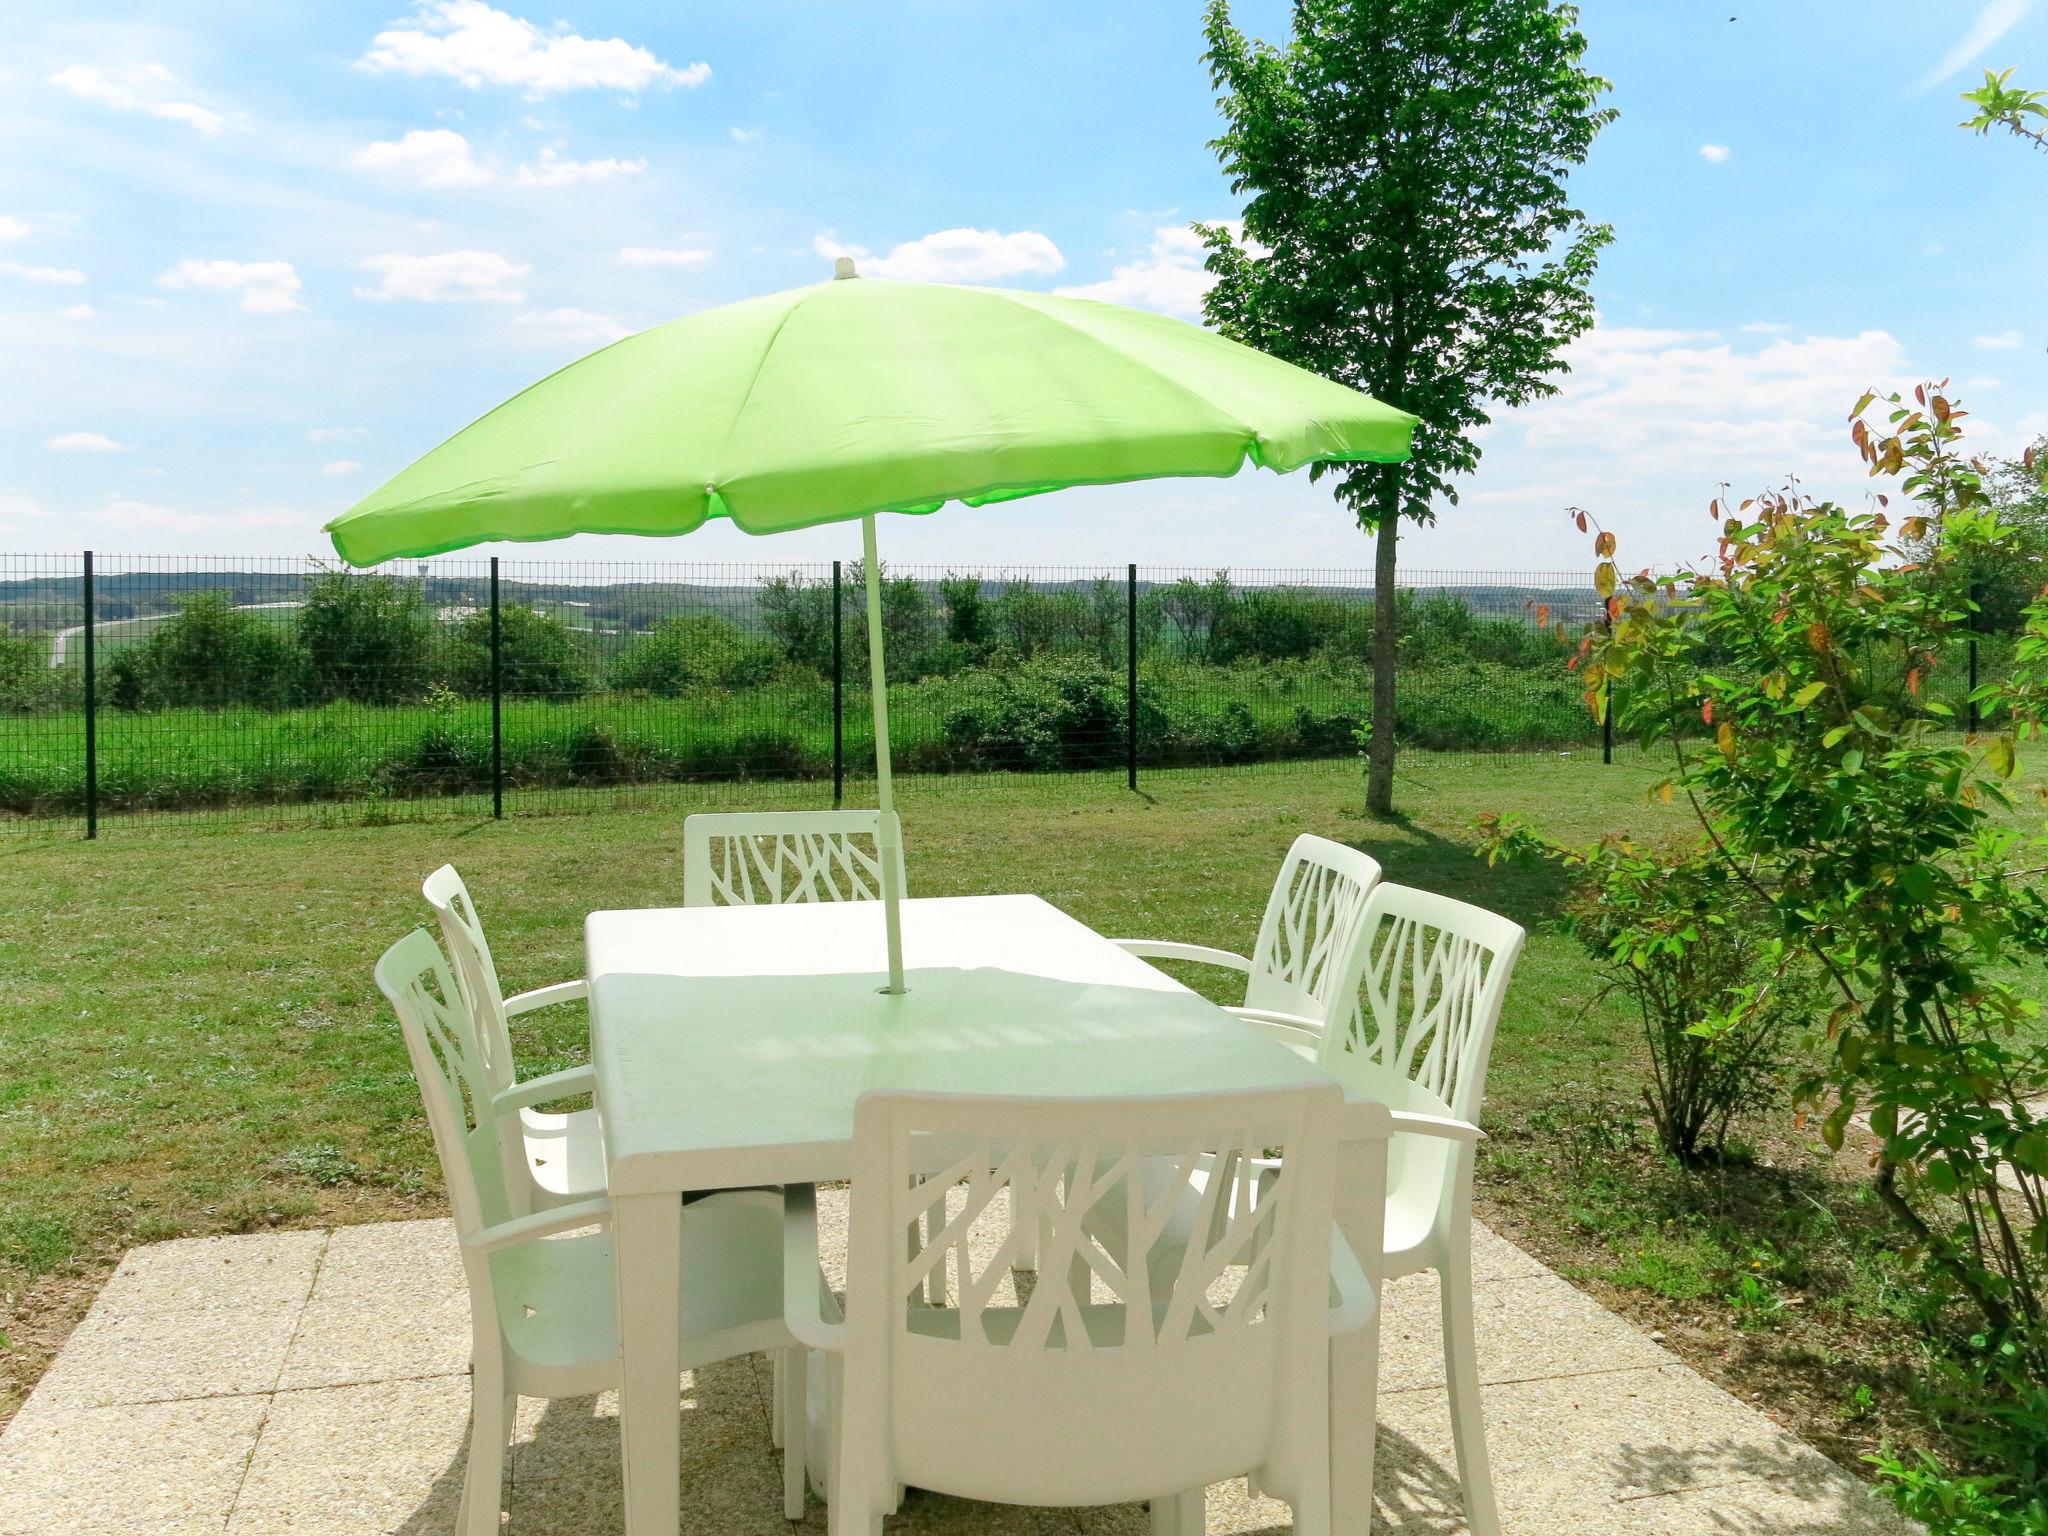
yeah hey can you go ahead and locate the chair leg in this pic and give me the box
[1440,1248,1501,1536]
[1008,1181,1038,1272]
[782,1349,807,1520]
[457,1361,509,1536]
[1150,1487,1204,1536]
[771,1348,786,1449]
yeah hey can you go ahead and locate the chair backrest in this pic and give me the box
[420,865,516,1096]
[683,810,907,906]
[840,1086,1340,1509]
[1240,834,1383,1028]
[1323,882,1525,1128]
[375,929,514,1246]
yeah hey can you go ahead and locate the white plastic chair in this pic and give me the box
[375,929,810,1536]
[785,1085,1374,1536]
[1311,882,1526,1536]
[423,865,600,1216]
[684,810,908,907]
[1115,833,1382,1058]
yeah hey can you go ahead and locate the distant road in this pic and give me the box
[47,600,302,668]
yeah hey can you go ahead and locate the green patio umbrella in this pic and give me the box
[326,258,1415,992]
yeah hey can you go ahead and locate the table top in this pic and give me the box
[586,894,1365,1196]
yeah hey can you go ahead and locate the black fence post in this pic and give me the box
[1601,608,1614,766]
[489,558,504,818]
[831,559,845,806]
[83,550,97,840]
[1967,580,1981,736]
[1126,563,1139,791]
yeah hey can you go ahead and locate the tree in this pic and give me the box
[1200,0,1614,812]
[106,592,305,710]
[296,572,433,704]
[441,605,590,698]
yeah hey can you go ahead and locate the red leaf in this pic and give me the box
[1701,700,1714,725]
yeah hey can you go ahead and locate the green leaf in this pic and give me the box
[1791,682,1826,708]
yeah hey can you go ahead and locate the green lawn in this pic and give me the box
[0,750,1981,1475]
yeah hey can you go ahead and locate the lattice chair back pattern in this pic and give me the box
[421,865,515,1090]
[1340,883,1523,1129]
[683,810,908,906]
[823,1086,1359,1531]
[1241,834,1384,1037]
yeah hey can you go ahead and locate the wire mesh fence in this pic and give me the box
[1,552,1660,837]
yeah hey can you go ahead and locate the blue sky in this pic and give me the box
[2,0,2044,575]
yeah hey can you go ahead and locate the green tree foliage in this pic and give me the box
[296,572,434,704]
[0,631,71,714]
[106,593,305,709]
[442,604,590,698]
[757,571,836,673]
[1199,0,1614,812]
[608,614,778,695]
[1961,67,2048,155]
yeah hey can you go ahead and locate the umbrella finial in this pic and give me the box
[832,255,859,281]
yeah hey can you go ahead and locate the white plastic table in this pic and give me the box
[587,893,1391,1536]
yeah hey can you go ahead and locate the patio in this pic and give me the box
[0,1203,1910,1536]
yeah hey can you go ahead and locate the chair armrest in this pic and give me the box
[783,1185,844,1351]
[1387,1109,1484,1145]
[491,1065,595,1114]
[1326,1226,1378,1336]
[463,1197,613,1256]
[1112,939,1254,973]
[504,979,588,1017]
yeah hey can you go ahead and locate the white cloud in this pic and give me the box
[512,147,645,186]
[0,216,25,242]
[59,303,94,320]
[49,63,226,134]
[1740,321,1789,334]
[1914,0,2036,93]
[356,128,490,188]
[812,228,1064,284]
[1698,143,1731,163]
[47,431,124,452]
[516,306,633,345]
[1963,376,2004,392]
[729,126,760,144]
[1975,329,2024,349]
[158,258,304,314]
[360,1,709,95]
[321,459,364,476]
[1055,226,1215,317]
[619,245,712,268]
[0,259,85,285]
[356,250,528,303]
[308,426,365,443]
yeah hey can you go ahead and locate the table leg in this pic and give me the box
[1332,1135,1388,1536]
[615,1192,682,1536]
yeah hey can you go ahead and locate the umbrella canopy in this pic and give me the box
[325,263,1416,991]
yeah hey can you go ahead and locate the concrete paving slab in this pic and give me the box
[1375,1269,1676,1393]
[0,1212,1917,1536]
[88,1228,327,1319]
[278,1286,472,1390]
[0,1394,271,1536]
[226,1375,475,1535]
[309,1218,463,1306]
[28,1300,303,1409]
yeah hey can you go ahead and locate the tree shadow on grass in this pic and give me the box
[1339,811,1576,935]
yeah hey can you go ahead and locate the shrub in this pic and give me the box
[296,573,434,704]
[608,614,778,695]
[0,632,69,713]
[106,593,305,710]
[440,605,590,698]
[939,656,1125,771]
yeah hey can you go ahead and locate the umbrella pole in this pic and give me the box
[862,514,907,994]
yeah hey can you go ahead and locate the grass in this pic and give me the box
[0,747,1996,1478]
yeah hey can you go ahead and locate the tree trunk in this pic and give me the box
[1366,465,1403,815]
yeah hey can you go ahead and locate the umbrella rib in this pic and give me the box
[704,286,822,499]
